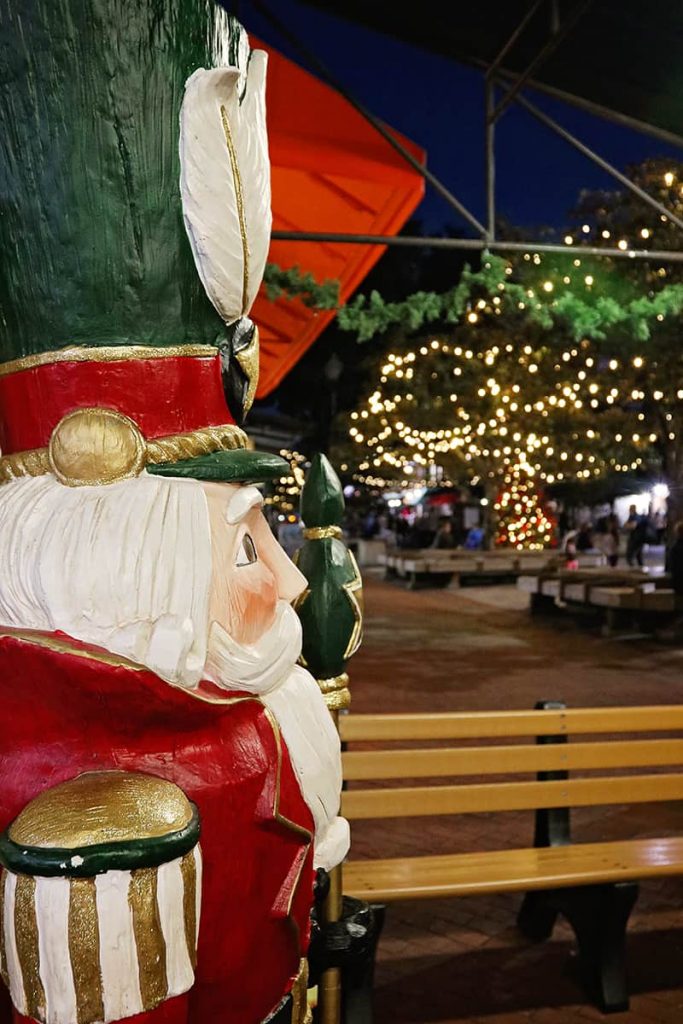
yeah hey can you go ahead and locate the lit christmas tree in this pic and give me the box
[494,464,556,550]
[333,158,683,529]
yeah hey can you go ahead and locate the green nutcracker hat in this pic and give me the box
[0,2,286,488]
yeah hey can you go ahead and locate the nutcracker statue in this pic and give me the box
[0,4,350,1024]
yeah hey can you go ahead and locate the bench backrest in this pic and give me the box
[339,706,683,820]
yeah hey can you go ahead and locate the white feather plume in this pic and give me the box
[180,45,271,325]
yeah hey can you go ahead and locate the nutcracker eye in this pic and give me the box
[235,533,258,567]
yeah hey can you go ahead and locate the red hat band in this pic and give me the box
[0,346,246,486]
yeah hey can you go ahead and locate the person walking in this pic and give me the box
[667,521,683,602]
[625,504,648,567]
[431,517,456,549]
[602,514,620,567]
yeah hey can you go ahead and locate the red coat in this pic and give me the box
[0,629,315,1024]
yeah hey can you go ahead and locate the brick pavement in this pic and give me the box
[346,573,683,1022]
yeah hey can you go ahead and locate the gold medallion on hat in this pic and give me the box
[48,407,146,487]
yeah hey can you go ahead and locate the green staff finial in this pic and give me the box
[294,454,363,710]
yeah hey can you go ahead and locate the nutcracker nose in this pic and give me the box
[271,541,308,603]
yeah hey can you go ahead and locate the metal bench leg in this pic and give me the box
[555,882,639,1013]
[530,592,556,615]
[342,902,386,1024]
[516,890,559,942]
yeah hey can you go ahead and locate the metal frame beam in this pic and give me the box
[485,0,544,82]
[506,90,683,232]
[484,0,545,241]
[270,230,683,263]
[490,0,593,123]
[253,0,683,263]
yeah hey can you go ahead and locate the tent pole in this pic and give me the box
[485,79,496,242]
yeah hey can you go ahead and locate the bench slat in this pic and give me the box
[342,836,683,901]
[339,706,683,742]
[342,771,683,819]
[342,738,683,780]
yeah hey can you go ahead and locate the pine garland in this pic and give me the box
[263,263,339,309]
[336,253,683,343]
[263,253,683,346]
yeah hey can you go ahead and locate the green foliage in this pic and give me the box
[336,251,683,345]
[263,263,339,309]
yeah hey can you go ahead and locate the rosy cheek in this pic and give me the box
[224,562,279,645]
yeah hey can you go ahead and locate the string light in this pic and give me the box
[344,204,677,506]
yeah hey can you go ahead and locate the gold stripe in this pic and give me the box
[0,871,9,991]
[69,878,104,1024]
[342,549,364,660]
[0,628,145,670]
[180,852,197,970]
[0,629,269,710]
[14,875,45,1021]
[0,344,219,379]
[290,959,310,1024]
[129,868,168,1012]
[0,422,247,486]
[220,105,250,315]
[302,525,343,541]
[262,705,313,845]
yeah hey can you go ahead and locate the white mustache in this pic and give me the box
[204,600,303,695]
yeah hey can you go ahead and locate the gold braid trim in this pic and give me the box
[323,688,351,711]
[317,673,349,695]
[145,424,247,465]
[0,447,50,482]
[303,525,343,541]
[317,673,351,711]
[0,423,247,485]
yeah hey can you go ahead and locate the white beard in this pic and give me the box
[204,601,349,870]
[204,600,303,696]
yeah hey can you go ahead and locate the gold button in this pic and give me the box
[48,407,146,486]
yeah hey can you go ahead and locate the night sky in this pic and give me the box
[239,0,683,234]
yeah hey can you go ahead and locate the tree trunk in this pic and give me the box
[664,444,683,544]
[483,482,497,550]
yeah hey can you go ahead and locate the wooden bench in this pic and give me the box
[519,570,675,632]
[340,703,683,1014]
[385,549,568,590]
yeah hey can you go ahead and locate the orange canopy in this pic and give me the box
[251,38,426,398]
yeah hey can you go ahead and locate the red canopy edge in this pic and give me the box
[251,37,426,398]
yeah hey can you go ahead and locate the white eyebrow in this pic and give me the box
[226,485,264,525]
